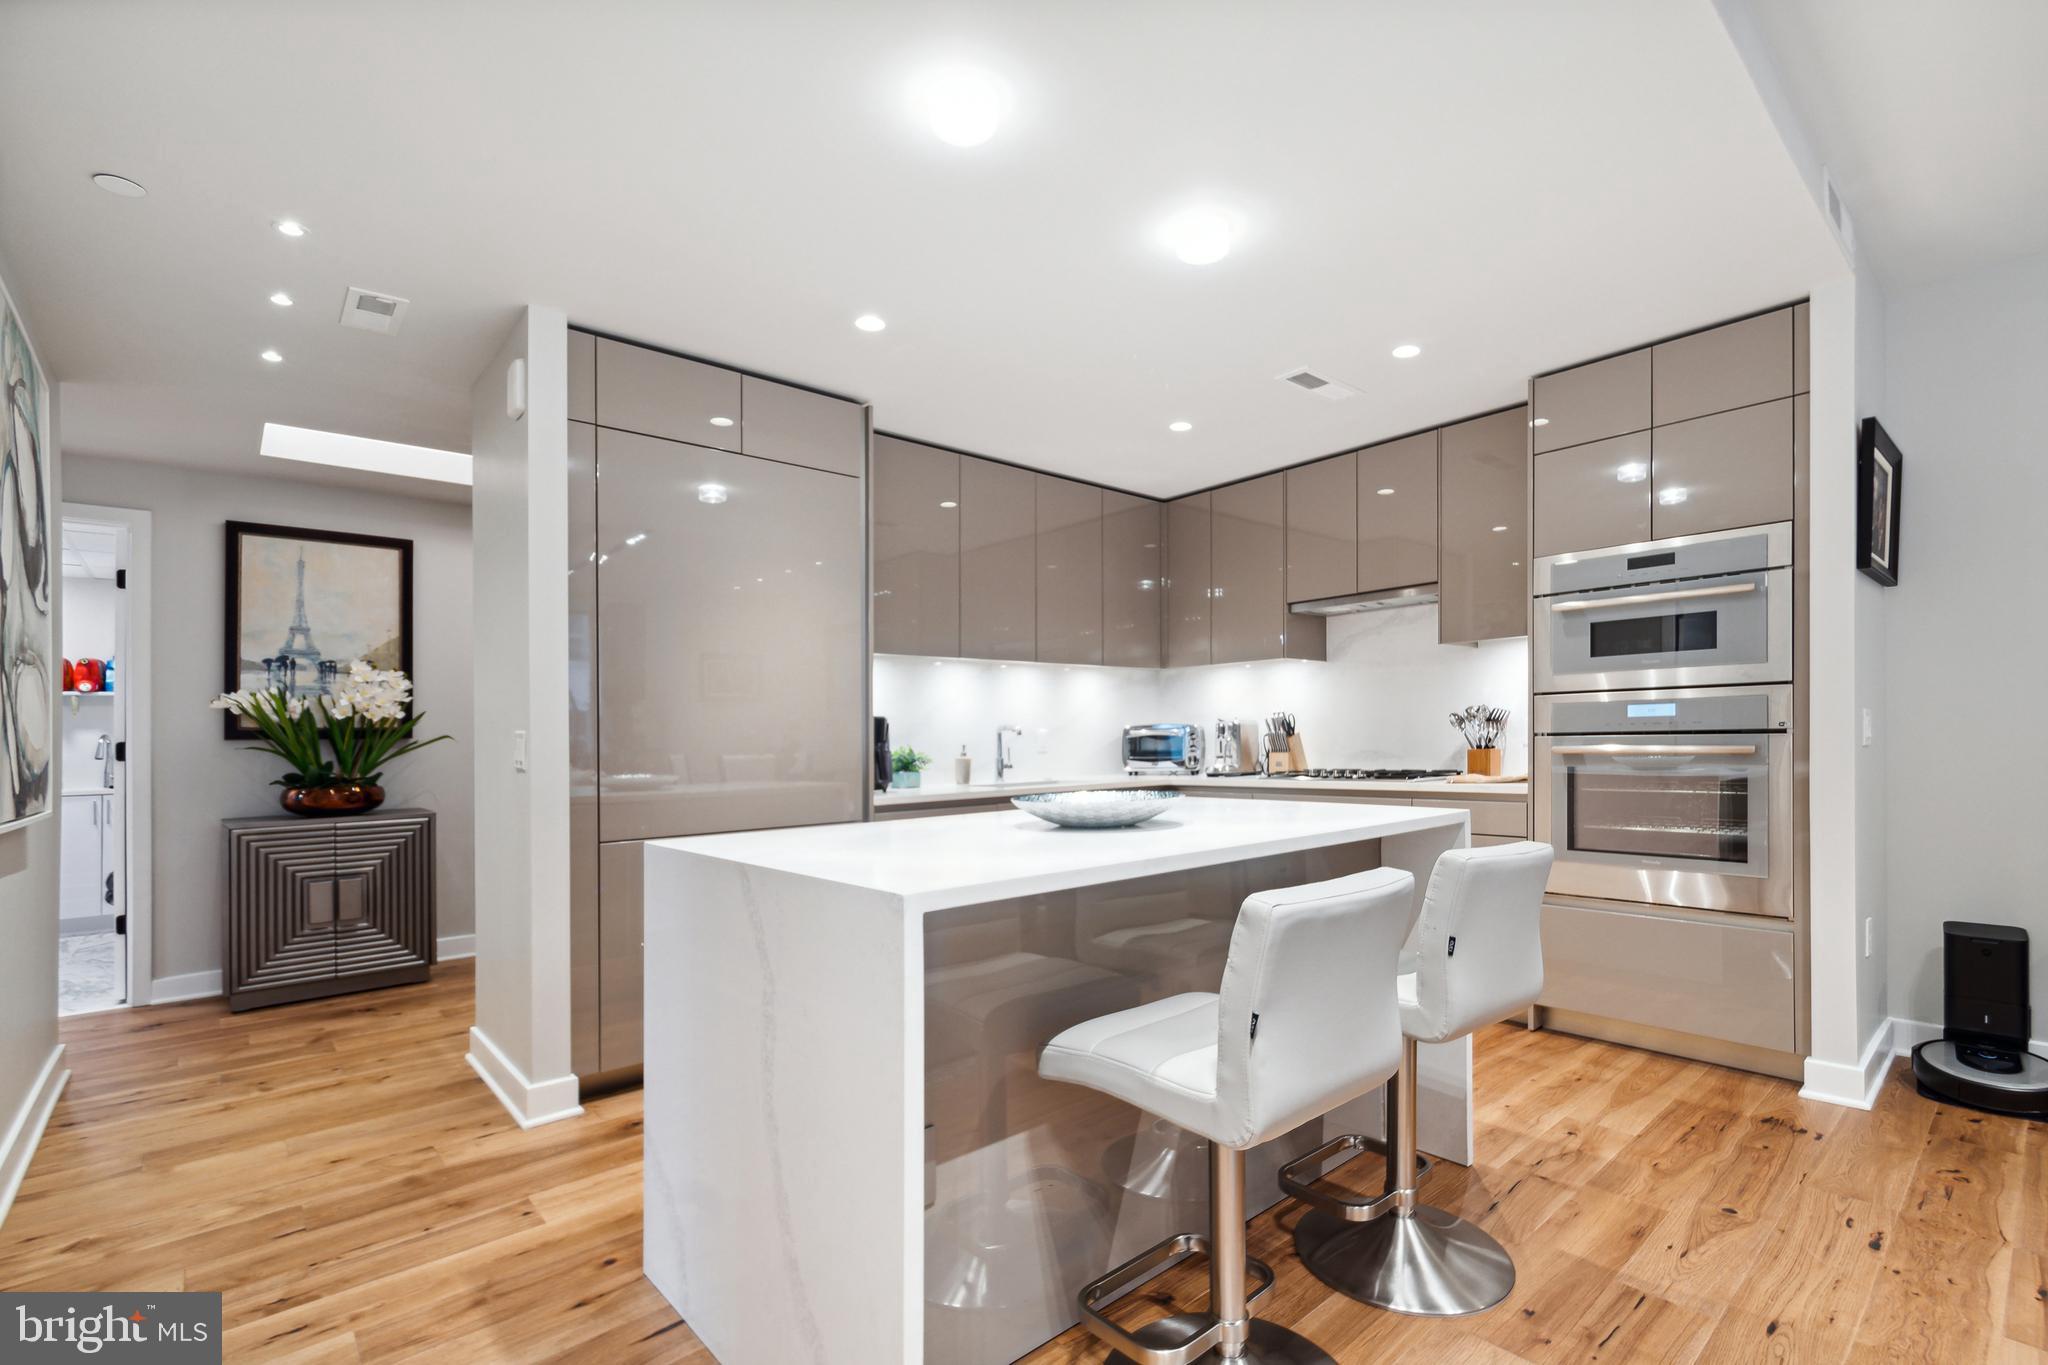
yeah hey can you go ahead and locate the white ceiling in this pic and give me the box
[1742,0,2048,287]
[0,1,1846,500]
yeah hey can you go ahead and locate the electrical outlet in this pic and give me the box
[513,729,528,773]
[1864,916,1873,958]
[1861,708,1873,747]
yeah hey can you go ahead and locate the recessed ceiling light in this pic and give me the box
[697,482,729,505]
[1159,205,1235,265]
[854,313,887,333]
[259,422,471,485]
[1168,421,1193,433]
[911,64,1008,148]
[1376,487,1396,496]
[274,219,307,238]
[1658,487,1689,506]
[1391,344,1422,359]
[259,349,283,364]
[268,291,293,307]
[91,173,146,197]
[1616,462,1648,484]
[708,416,734,427]
[1530,417,1550,427]
[939,500,958,508]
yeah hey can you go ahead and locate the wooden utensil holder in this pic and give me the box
[1268,736,1309,775]
[1465,747,1503,777]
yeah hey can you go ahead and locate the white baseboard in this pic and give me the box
[465,1026,583,1129]
[150,969,223,1004]
[1799,1017,1893,1110]
[1890,1016,2048,1057]
[0,1045,69,1228]
[436,933,476,962]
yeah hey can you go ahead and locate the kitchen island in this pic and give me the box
[642,797,1471,1365]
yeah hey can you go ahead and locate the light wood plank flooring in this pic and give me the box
[2,962,2041,1363]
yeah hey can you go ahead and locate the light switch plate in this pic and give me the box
[1860,708,1873,747]
[512,729,528,773]
[506,357,528,421]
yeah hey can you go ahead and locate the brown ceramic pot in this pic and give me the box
[280,783,385,817]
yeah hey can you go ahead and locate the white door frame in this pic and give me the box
[60,503,153,1006]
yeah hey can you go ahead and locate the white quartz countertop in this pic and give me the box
[647,795,1468,914]
[874,772,1526,806]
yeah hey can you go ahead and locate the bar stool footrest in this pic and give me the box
[1278,1134,1432,1223]
[1075,1233,1276,1365]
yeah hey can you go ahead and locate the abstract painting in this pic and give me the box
[0,286,53,831]
[223,521,412,738]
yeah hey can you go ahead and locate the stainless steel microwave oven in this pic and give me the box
[1124,723,1202,775]
[1533,522,1792,694]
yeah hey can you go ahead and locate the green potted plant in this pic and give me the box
[212,661,452,816]
[889,745,931,790]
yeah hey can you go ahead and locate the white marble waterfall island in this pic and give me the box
[642,796,1471,1365]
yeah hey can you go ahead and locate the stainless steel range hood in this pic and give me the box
[1288,583,1440,616]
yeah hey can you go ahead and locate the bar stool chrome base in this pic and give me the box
[1292,1204,1516,1317]
[1105,1316,1337,1365]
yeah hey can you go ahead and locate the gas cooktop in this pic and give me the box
[1263,768,1462,782]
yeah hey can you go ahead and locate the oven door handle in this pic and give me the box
[1551,743,1759,757]
[1547,581,1757,613]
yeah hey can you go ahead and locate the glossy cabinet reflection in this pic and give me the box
[1533,431,1652,558]
[594,337,743,451]
[742,374,865,477]
[1652,308,1792,427]
[1356,430,1438,593]
[872,436,961,657]
[1531,348,1650,455]
[1439,406,1529,644]
[1650,397,1794,539]
[1212,473,1324,663]
[568,420,601,1076]
[1285,452,1356,603]
[1035,475,1103,665]
[960,457,1037,660]
[599,840,646,1074]
[1164,493,1213,667]
[594,427,865,842]
[1101,490,1162,667]
[568,330,596,424]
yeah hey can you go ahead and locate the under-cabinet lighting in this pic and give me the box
[259,422,471,485]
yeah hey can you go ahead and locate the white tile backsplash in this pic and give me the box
[875,605,1527,790]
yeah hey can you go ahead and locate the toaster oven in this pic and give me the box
[1123,723,1202,776]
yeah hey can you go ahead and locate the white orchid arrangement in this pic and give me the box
[212,661,450,789]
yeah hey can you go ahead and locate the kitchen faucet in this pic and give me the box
[996,725,1023,780]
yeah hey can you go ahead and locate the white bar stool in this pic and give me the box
[1281,841,1553,1317]
[1039,867,1419,1364]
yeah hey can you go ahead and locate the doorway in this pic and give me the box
[57,505,152,1014]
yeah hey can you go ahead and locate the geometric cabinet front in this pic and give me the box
[223,809,436,1012]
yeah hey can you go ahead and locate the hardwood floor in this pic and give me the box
[3,962,2041,1363]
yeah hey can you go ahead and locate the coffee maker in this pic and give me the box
[1206,718,1259,776]
[873,716,892,793]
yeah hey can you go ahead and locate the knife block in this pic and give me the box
[1268,736,1309,775]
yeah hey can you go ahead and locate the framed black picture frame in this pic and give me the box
[1856,417,1903,587]
[223,521,415,739]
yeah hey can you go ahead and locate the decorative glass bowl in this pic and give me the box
[1011,789,1182,829]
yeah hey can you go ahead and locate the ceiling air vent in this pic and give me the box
[1277,367,1359,402]
[339,286,411,335]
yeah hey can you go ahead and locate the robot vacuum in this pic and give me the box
[1911,921,2048,1120]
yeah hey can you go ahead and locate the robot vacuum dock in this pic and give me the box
[1910,921,2047,1120]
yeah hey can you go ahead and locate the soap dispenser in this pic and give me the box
[954,745,972,785]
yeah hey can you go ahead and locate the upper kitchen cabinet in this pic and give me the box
[1285,452,1356,603]
[1212,473,1325,663]
[1650,397,1795,538]
[1533,431,1652,557]
[1439,406,1529,643]
[594,337,742,452]
[1355,430,1438,593]
[569,329,596,423]
[1036,475,1104,665]
[871,435,960,657]
[1652,308,1794,426]
[741,375,864,478]
[959,456,1036,660]
[1164,493,1213,667]
[1102,490,1163,668]
[1792,302,1810,394]
[1531,349,1649,454]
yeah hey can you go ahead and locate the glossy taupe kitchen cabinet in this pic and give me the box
[1102,490,1163,667]
[1165,493,1213,667]
[1792,302,1810,394]
[1531,348,1650,454]
[1652,308,1793,427]
[1285,452,1356,603]
[871,435,961,657]
[1356,430,1438,593]
[568,329,596,423]
[594,337,742,452]
[594,427,865,842]
[598,840,646,1075]
[568,420,600,1074]
[1532,431,1652,558]
[1212,473,1325,663]
[1439,406,1529,643]
[741,374,864,478]
[959,456,1036,660]
[1036,475,1104,664]
[1650,397,1795,539]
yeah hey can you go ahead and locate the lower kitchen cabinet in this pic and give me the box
[1439,406,1530,643]
[1165,493,1213,666]
[222,810,436,1012]
[1212,473,1324,662]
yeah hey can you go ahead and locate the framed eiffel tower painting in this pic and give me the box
[222,522,413,740]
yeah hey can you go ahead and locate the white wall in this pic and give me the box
[59,455,476,986]
[1882,251,2048,1035]
[876,606,1529,789]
